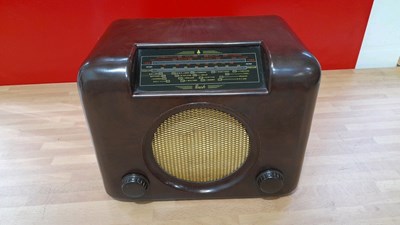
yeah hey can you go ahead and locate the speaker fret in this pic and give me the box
[152,108,250,183]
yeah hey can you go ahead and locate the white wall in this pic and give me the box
[356,0,400,68]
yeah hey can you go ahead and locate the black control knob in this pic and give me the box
[121,173,149,198]
[256,169,284,194]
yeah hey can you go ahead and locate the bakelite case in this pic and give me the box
[78,16,320,201]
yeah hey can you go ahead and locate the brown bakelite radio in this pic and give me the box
[78,16,320,201]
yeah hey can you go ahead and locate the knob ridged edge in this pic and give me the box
[121,173,149,198]
[256,169,284,194]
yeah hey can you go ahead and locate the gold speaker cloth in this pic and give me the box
[152,108,250,183]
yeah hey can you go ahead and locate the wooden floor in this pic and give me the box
[0,68,399,225]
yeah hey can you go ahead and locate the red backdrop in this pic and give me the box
[0,0,373,85]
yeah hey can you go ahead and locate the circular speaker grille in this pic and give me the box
[152,108,250,183]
